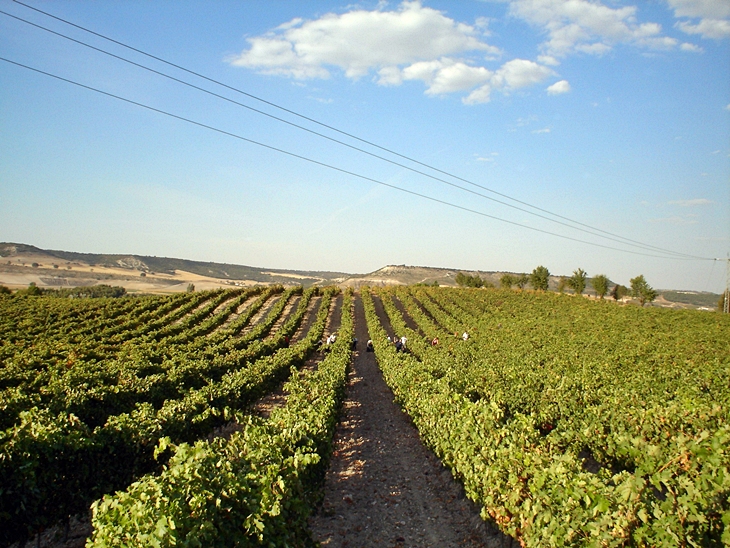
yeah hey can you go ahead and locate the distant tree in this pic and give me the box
[718,292,727,313]
[500,274,515,289]
[530,266,550,291]
[557,277,569,294]
[611,284,628,301]
[515,274,529,290]
[187,283,195,293]
[0,285,11,296]
[568,268,588,295]
[31,263,38,268]
[56,285,126,298]
[23,282,43,296]
[140,272,146,277]
[591,274,610,299]
[630,275,657,306]
[455,272,484,288]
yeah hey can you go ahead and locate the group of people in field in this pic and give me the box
[360,331,471,354]
[320,332,360,352]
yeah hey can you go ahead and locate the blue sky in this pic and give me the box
[1,0,728,291]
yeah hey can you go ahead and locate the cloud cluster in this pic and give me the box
[667,0,730,39]
[507,0,706,62]
[229,1,728,104]
[667,198,713,206]
[229,1,558,104]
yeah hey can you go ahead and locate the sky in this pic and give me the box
[0,0,729,292]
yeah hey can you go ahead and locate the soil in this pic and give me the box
[308,295,515,548]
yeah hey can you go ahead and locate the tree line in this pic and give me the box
[456,267,659,306]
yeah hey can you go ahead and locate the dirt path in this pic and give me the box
[309,294,513,548]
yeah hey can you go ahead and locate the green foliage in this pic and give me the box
[556,276,569,294]
[186,283,195,293]
[455,272,486,288]
[530,265,550,291]
[630,274,658,306]
[88,292,353,547]
[567,268,587,295]
[58,284,127,298]
[0,285,344,545]
[15,281,43,296]
[611,283,628,301]
[0,284,11,295]
[500,274,514,289]
[515,274,529,289]
[363,286,730,547]
[591,274,610,299]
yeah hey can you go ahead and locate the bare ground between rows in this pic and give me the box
[253,293,343,419]
[390,294,426,338]
[309,294,515,548]
[209,293,260,335]
[239,293,281,335]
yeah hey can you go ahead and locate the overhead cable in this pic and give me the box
[0,56,714,262]
[7,0,708,261]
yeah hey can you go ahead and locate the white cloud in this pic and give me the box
[230,1,558,104]
[400,59,493,95]
[649,216,699,225]
[677,18,730,38]
[508,0,681,59]
[680,42,704,51]
[532,127,551,133]
[667,198,713,206]
[546,79,571,94]
[464,84,494,104]
[537,54,560,65]
[461,59,554,104]
[668,0,730,39]
[667,0,730,19]
[230,2,499,79]
[726,103,730,111]
[493,58,554,88]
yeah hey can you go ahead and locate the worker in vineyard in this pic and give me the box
[400,335,407,350]
[462,332,469,341]
[431,337,439,346]
[366,339,374,352]
[395,338,403,352]
[351,337,357,350]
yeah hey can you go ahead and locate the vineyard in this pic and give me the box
[0,286,353,547]
[363,286,730,547]
[0,285,728,547]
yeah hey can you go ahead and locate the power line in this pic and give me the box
[4,10,715,262]
[7,0,709,262]
[0,8,700,260]
[0,55,708,262]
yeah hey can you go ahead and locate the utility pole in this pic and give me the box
[724,255,730,314]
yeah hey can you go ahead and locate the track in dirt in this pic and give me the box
[309,294,515,548]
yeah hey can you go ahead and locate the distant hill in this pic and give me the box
[0,243,721,308]
[656,290,722,310]
[0,242,353,291]
[344,264,570,290]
